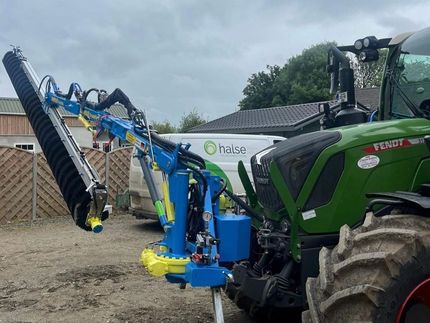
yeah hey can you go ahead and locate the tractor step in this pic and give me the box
[420,184,430,197]
[367,191,430,212]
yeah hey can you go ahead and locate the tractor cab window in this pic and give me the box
[398,54,430,85]
[391,29,430,118]
[392,53,430,118]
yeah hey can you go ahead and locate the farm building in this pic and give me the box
[0,97,129,152]
[190,87,380,137]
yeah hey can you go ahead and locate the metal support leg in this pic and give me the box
[211,287,224,323]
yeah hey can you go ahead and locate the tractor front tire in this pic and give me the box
[303,213,430,323]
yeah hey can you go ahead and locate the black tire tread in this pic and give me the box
[2,51,91,230]
[302,213,430,323]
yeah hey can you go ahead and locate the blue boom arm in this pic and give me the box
[42,81,251,289]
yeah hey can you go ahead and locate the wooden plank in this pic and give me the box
[0,147,33,224]
[107,147,132,207]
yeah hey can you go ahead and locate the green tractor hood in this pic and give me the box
[254,118,430,234]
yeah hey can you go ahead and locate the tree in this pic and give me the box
[273,42,333,105]
[351,49,388,88]
[151,120,177,134]
[239,65,282,110]
[239,43,333,110]
[178,109,207,133]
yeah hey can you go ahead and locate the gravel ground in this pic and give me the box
[0,214,250,323]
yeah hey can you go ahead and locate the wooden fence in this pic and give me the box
[0,147,33,223]
[0,146,132,224]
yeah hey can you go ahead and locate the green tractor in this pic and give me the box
[227,27,430,322]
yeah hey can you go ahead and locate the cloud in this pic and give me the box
[0,0,429,123]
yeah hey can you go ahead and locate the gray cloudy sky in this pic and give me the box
[0,0,429,124]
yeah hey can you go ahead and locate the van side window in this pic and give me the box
[273,140,283,144]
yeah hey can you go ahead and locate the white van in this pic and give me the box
[129,133,285,218]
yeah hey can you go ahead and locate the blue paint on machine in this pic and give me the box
[215,214,251,262]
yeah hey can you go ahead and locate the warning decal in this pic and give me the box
[358,155,380,169]
[126,131,137,144]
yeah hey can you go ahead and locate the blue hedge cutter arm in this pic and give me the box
[3,47,252,323]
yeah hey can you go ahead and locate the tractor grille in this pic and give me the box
[250,131,341,213]
[251,154,284,212]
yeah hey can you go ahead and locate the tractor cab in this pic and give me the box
[381,27,430,120]
[362,28,430,218]
[326,27,430,128]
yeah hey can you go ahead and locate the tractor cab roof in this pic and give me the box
[400,26,430,55]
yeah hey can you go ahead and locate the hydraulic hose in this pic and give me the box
[224,189,264,222]
[87,88,207,170]
[92,88,137,117]
[212,179,227,203]
[151,132,206,169]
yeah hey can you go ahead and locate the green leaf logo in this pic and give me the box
[204,140,217,155]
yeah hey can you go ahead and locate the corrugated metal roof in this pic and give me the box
[0,97,129,119]
[190,87,380,133]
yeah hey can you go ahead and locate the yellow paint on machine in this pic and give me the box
[126,131,137,144]
[140,249,189,277]
[86,216,103,233]
[78,114,95,134]
[162,177,175,222]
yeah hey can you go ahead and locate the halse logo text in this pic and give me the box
[219,144,246,155]
[203,141,247,155]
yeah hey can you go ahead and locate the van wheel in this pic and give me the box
[302,213,430,323]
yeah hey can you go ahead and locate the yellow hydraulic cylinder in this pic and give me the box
[78,114,95,134]
[219,194,226,213]
[162,174,175,222]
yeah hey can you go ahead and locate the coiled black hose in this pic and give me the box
[3,51,92,231]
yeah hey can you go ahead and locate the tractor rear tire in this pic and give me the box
[303,212,430,323]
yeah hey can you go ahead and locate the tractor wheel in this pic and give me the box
[303,212,430,323]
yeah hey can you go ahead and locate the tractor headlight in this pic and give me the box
[359,51,367,61]
[359,49,379,62]
[354,39,363,50]
[363,38,370,48]
[363,36,378,49]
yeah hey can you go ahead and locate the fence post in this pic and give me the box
[105,152,110,203]
[32,152,37,222]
